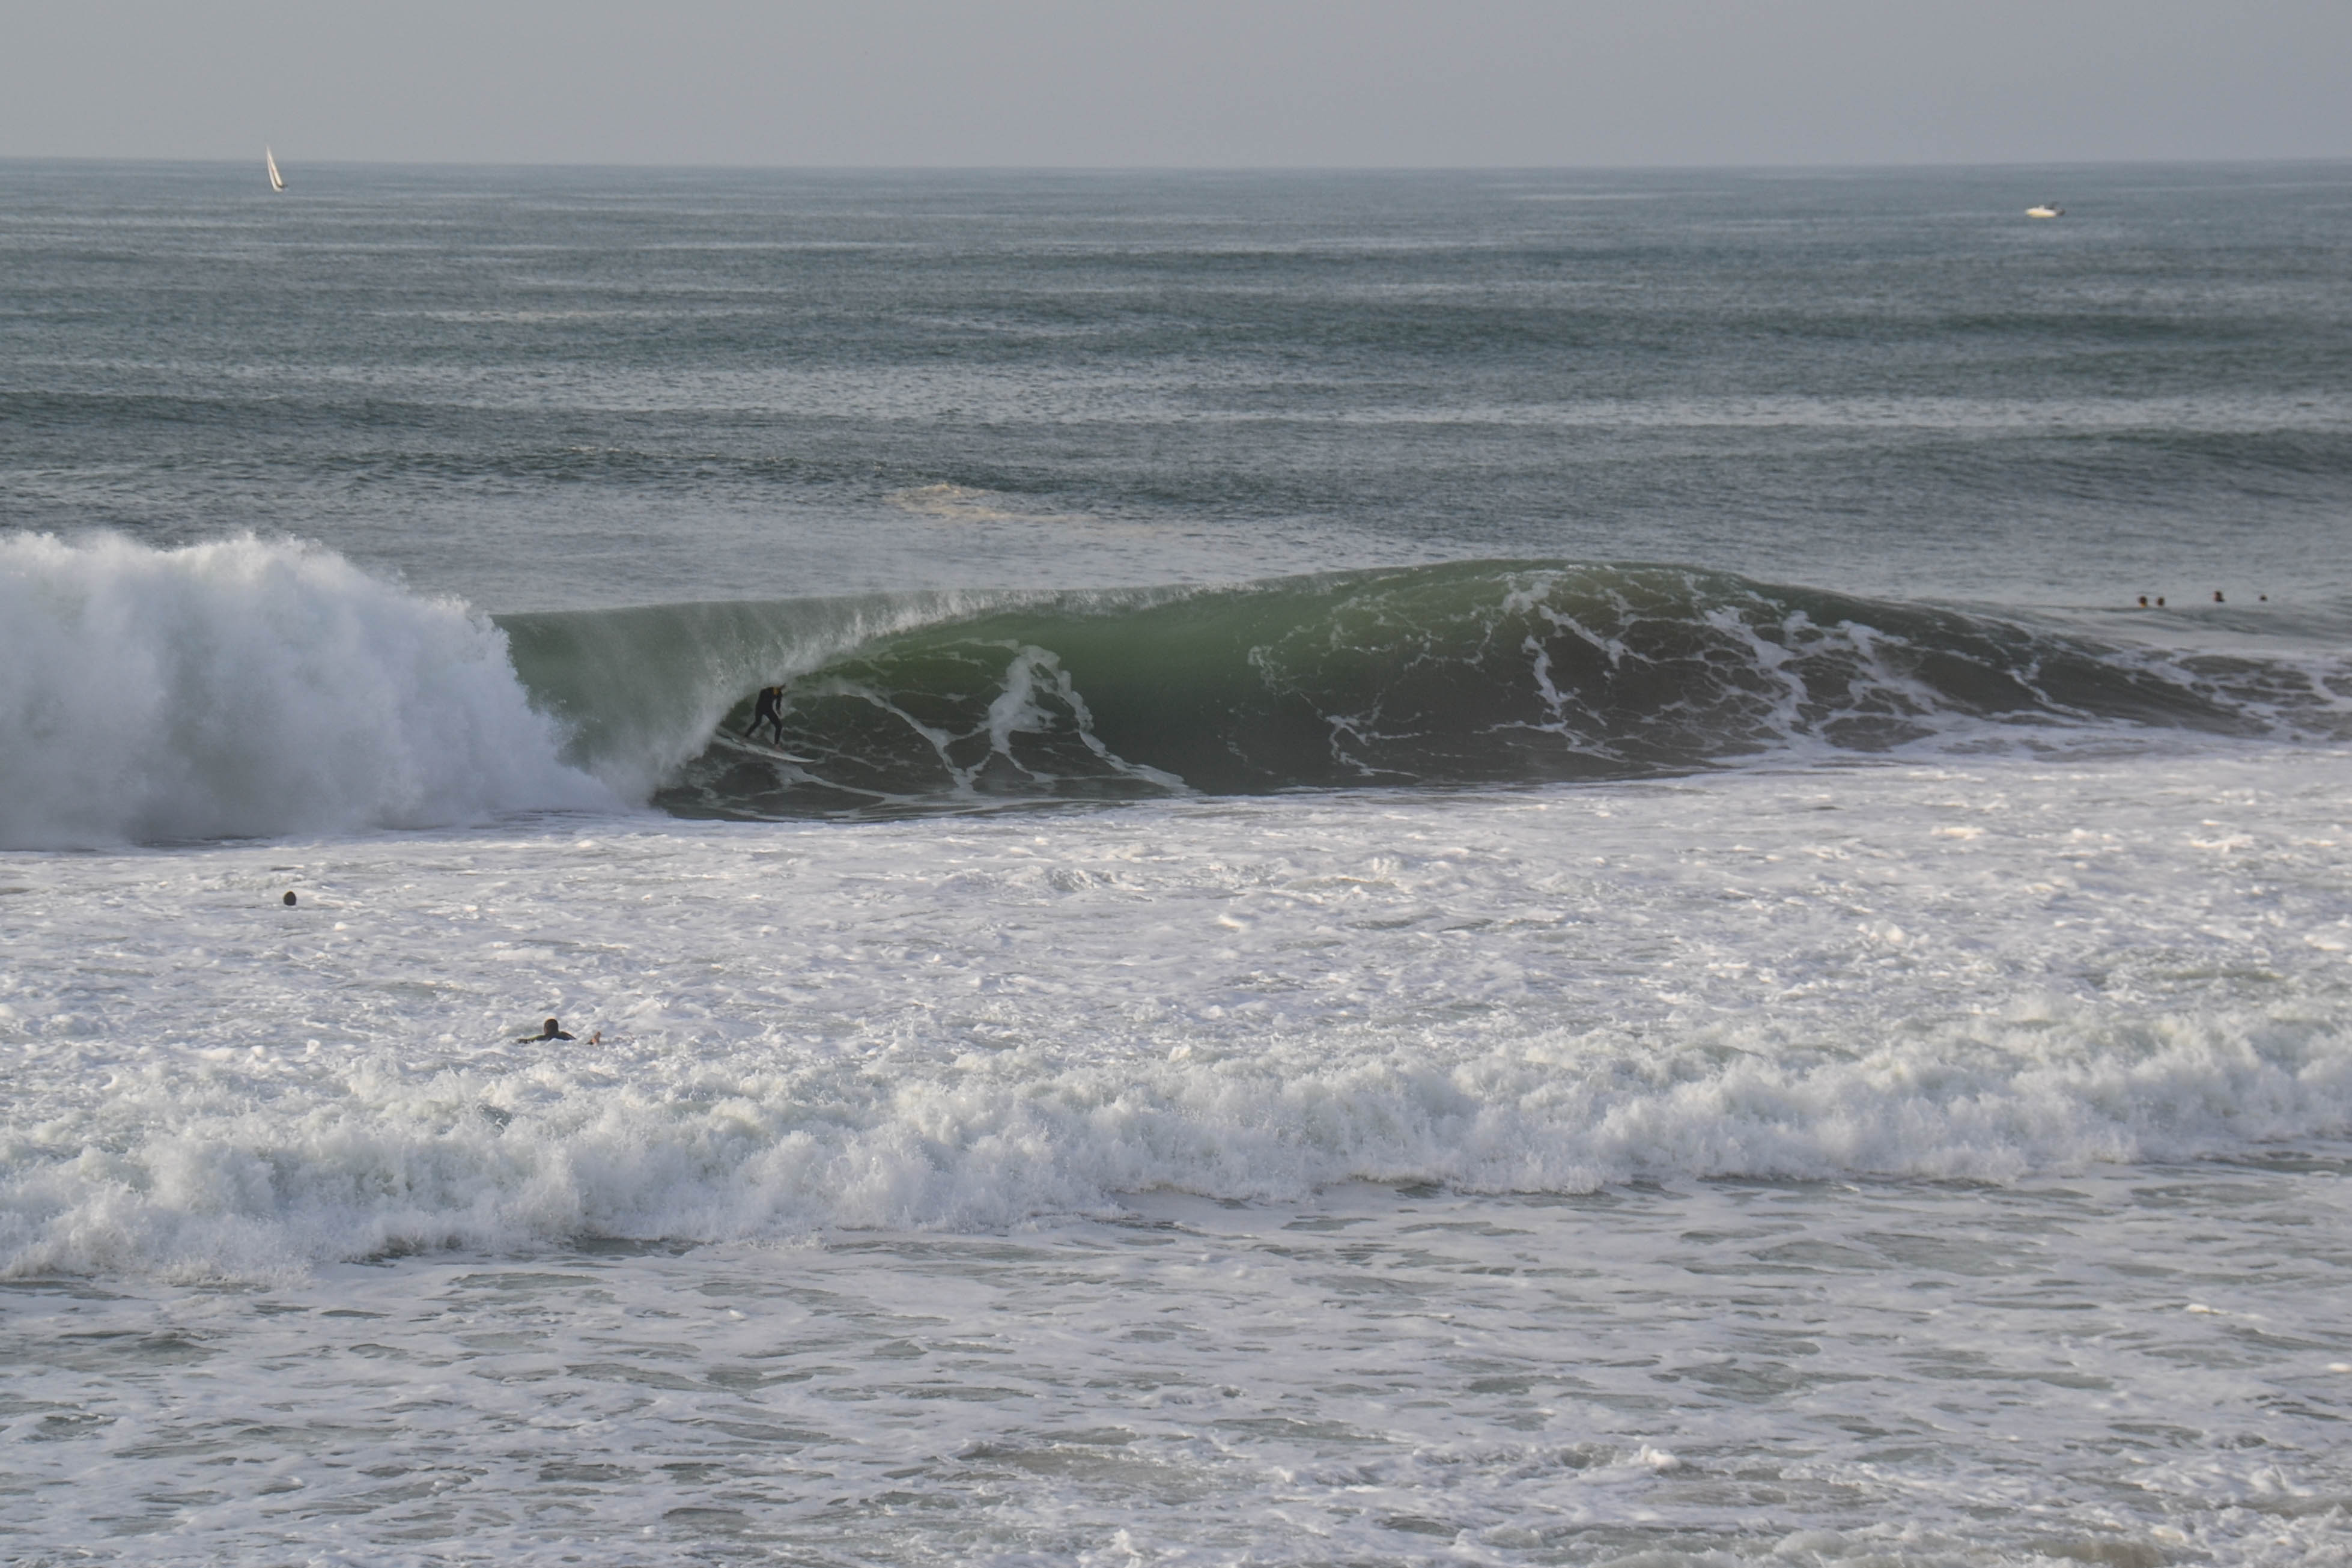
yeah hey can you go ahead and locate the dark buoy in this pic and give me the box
[283,891,297,907]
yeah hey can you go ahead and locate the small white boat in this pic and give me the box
[2025,204,2062,219]
[266,146,285,193]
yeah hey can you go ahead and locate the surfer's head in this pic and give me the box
[283,891,297,907]
[542,1017,561,1036]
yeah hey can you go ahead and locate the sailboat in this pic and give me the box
[266,146,285,193]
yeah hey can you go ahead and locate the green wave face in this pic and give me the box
[502,562,2341,821]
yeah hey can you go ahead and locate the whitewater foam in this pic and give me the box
[7,749,2349,1280]
[7,1000,2343,1281]
[0,535,614,847]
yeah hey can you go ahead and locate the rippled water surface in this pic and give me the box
[9,1169,2350,1566]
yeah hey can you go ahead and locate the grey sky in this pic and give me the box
[8,1,2349,168]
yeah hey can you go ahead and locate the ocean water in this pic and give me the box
[4,161,2351,1566]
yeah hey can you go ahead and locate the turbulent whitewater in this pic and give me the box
[9,759,2352,1280]
[0,533,610,847]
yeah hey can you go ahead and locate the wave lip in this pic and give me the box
[515,561,2352,821]
[0,534,613,848]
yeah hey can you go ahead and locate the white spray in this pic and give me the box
[0,534,615,847]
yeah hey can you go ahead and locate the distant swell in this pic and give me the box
[0,535,612,848]
[501,561,2350,820]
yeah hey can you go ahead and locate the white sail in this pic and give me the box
[266,146,285,193]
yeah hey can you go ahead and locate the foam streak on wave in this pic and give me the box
[0,535,612,847]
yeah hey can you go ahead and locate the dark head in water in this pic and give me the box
[282,890,297,907]
[524,1017,576,1042]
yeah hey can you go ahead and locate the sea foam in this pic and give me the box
[0,535,613,846]
[4,1002,2344,1281]
[6,755,2350,1281]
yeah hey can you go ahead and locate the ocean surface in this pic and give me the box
[4,160,2351,1566]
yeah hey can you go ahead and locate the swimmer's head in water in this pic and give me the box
[543,1017,561,1036]
[283,891,297,907]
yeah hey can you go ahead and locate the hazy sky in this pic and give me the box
[8,1,2350,168]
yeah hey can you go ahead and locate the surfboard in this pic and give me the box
[717,729,810,765]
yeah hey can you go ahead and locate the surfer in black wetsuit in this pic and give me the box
[519,1016,575,1042]
[748,684,786,746]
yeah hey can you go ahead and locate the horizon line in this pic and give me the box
[7,153,2352,177]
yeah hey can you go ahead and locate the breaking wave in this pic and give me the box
[8,536,2345,846]
[6,1004,2347,1278]
[502,559,2352,819]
